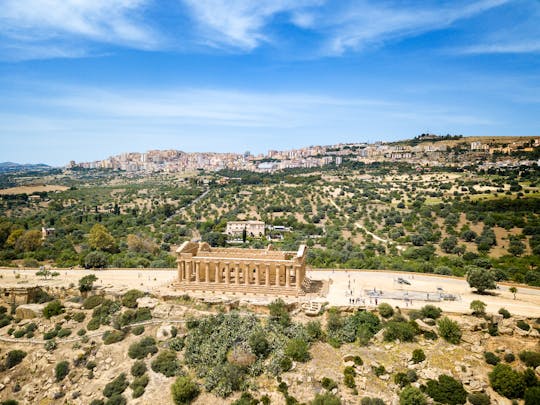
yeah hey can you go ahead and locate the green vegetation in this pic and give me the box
[42,300,64,319]
[151,350,182,377]
[128,336,158,359]
[519,351,540,368]
[411,348,425,363]
[489,364,526,398]
[131,360,147,377]
[437,317,462,344]
[121,289,145,308]
[171,375,200,405]
[424,374,467,404]
[103,373,129,398]
[399,386,427,405]
[55,361,70,381]
[470,300,486,316]
[5,350,26,369]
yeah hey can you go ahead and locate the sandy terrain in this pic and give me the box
[1,268,539,317]
[0,185,69,195]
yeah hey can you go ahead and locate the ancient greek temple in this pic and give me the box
[174,242,307,296]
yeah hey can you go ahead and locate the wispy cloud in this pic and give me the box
[0,0,159,60]
[458,41,540,54]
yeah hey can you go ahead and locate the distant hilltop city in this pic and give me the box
[68,134,540,173]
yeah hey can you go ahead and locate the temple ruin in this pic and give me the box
[174,242,308,296]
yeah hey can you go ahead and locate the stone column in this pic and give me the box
[235,263,240,285]
[177,261,183,282]
[225,263,230,284]
[194,261,199,283]
[205,261,210,283]
[255,264,260,286]
[294,266,299,288]
[244,262,250,285]
[285,265,290,287]
[265,264,270,286]
[215,261,220,283]
[275,264,280,286]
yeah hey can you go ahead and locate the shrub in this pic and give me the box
[467,392,490,405]
[86,361,97,370]
[57,328,72,338]
[248,330,270,357]
[87,317,101,330]
[43,300,64,319]
[118,307,152,327]
[13,329,25,338]
[383,321,416,342]
[470,300,487,316]
[279,356,292,372]
[484,351,501,366]
[372,365,386,377]
[525,387,540,405]
[284,338,310,362]
[169,337,185,352]
[44,339,57,352]
[411,349,425,363]
[522,368,538,388]
[498,308,511,319]
[131,360,147,377]
[104,394,126,405]
[130,374,149,399]
[55,361,70,381]
[361,398,385,405]
[131,325,145,335]
[122,290,145,308]
[72,312,86,323]
[420,305,442,319]
[151,350,181,377]
[103,330,126,345]
[6,350,26,368]
[489,364,526,398]
[83,295,104,309]
[399,386,427,405]
[128,337,158,359]
[378,303,394,318]
[505,353,516,363]
[437,317,462,344]
[321,377,338,391]
[424,374,467,404]
[306,320,324,342]
[343,366,356,388]
[268,298,291,328]
[171,375,200,405]
[519,351,540,368]
[103,373,129,398]
[517,320,530,331]
[311,393,342,405]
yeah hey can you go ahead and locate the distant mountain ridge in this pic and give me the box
[0,162,51,172]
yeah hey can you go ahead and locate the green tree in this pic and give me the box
[489,364,525,399]
[399,386,427,405]
[79,274,98,293]
[424,374,467,404]
[43,300,64,319]
[14,230,42,252]
[55,361,70,381]
[466,267,496,294]
[284,338,310,362]
[437,317,462,344]
[470,300,486,316]
[171,376,200,405]
[509,286,517,300]
[84,251,109,269]
[88,224,116,252]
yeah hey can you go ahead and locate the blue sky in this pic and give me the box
[0,0,539,166]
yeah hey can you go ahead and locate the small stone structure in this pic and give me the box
[225,220,265,237]
[0,286,41,305]
[174,242,307,296]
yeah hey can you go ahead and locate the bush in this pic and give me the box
[306,320,324,342]
[5,350,26,368]
[411,349,426,364]
[489,364,526,398]
[311,393,342,405]
[87,317,101,330]
[525,387,540,405]
[13,329,25,338]
[104,394,126,405]
[437,317,462,344]
[321,377,338,391]
[118,307,152,327]
[121,290,145,308]
[424,374,467,404]
[517,320,530,331]
[44,339,57,352]
[169,337,185,352]
[268,298,291,328]
[470,300,487,316]
[171,375,200,405]
[83,295,104,309]
[498,308,511,319]
[103,330,126,345]
[103,373,129,398]
[131,360,147,377]
[72,312,86,322]
[131,325,145,335]
[372,365,386,377]
[378,303,394,318]
[128,337,158,359]
[55,361,70,381]
[43,300,64,319]
[505,353,516,363]
[57,328,72,338]
[519,351,540,368]
[284,338,310,362]
[383,321,416,342]
[151,350,181,377]
[130,374,149,399]
[484,351,501,366]
[467,392,490,405]
[399,386,427,405]
[361,398,385,405]
[420,305,442,319]
[343,366,356,388]
[248,330,270,357]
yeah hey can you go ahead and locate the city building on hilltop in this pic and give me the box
[226,220,265,237]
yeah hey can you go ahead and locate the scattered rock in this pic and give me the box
[137,296,159,309]
[15,304,45,319]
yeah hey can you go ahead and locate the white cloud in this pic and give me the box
[0,0,159,60]
[458,41,540,54]
[181,0,321,50]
